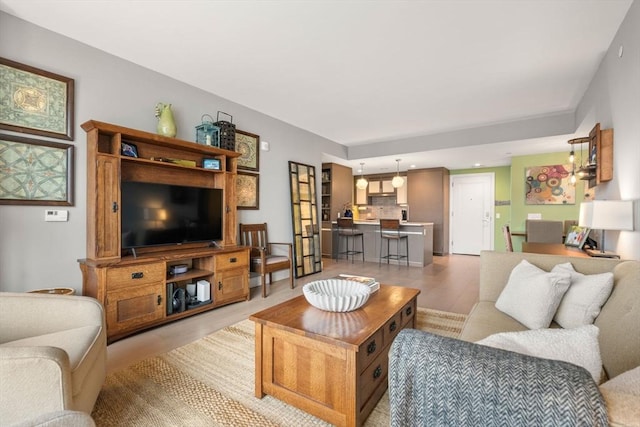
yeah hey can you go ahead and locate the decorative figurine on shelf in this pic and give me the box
[155,102,177,137]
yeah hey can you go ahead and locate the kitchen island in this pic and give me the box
[331,220,433,266]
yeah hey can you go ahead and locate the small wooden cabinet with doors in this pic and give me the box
[78,120,250,342]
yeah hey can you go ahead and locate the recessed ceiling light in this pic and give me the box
[410,164,416,168]
[474,163,482,167]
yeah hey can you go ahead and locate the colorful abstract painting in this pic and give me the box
[525,164,574,205]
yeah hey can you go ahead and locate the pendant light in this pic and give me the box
[567,137,589,186]
[356,162,368,190]
[391,159,404,188]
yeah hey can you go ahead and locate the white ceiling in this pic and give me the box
[0,0,632,174]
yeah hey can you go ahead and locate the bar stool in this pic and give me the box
[379,219,409,266]
[337,218,364,263]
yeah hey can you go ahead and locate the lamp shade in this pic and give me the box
[356,177,368,190]
[578,202,593,227]
[391,158,404,188]
[391,175,404,188]
[356,162,368,189]
[580,200,634,230]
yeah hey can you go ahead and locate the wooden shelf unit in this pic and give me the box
[321,163,353,257]
[78,120,249,342]
[577,123,613,188]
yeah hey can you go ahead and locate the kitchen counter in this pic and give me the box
[331,221,433,266]
[353,219,426,227]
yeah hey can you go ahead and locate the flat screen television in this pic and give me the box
[121,181,223,250]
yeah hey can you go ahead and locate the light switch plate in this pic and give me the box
[45,210,68,222]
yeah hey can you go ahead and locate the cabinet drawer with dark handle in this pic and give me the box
[357,328,383,373]
[383,311,403,346]
[215,250,249,270]
[401,300,416,327]
[358,348,389,409]
[107,263,165,289]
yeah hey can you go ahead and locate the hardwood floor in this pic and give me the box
[106,254,480,374]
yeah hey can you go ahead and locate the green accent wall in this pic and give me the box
[451,151,588,252]
[510,151,588,251]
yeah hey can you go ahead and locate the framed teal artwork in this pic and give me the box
[0,57,74,140]
[0,133,74,205]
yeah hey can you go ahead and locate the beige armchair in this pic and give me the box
[0,292,106,425]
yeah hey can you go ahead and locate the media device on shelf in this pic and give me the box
[121,181,223,251]
[170,264,189,275]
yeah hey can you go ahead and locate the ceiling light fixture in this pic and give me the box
[356,162,368,190]
[391,159,404,188]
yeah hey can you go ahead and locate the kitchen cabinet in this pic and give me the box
[396,181,408,205]
[321,163,353,257]
[407,168,450,255]
[368,180,381,194]
[355,185,367,205]
[354,175,407,204]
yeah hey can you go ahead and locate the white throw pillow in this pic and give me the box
[495,260,571,329]
[476,325,603,383]
[551,263,614,329]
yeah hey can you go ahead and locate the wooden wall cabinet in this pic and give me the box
[407,168,450,255]
[353,174,407,205]
[78,120,249,342]
[396,180,408,205]
[583,124,613,187]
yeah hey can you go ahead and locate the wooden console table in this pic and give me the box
[250,285,420,427]
[521,242,590,258]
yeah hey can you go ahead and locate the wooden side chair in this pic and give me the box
[502,225,514,252]
[239,223,294,298]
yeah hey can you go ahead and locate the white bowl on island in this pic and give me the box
[302,279,371,312]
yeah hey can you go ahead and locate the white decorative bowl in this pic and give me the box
[303,279,371,312]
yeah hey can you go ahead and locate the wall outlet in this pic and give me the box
[45,210,68,222]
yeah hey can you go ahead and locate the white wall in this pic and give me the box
[0,12,345,293]
[575,0,640,259]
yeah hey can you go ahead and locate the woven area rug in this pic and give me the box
[92,308,466,426]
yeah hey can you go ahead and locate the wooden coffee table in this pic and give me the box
[249,285,420,427]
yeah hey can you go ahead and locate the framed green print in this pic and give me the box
[0,57,75,140]
[235,129,259,171]
[0,133,74,205]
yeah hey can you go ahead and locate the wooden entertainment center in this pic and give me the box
[78,120,250,342]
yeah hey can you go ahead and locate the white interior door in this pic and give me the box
[450,173,495,255]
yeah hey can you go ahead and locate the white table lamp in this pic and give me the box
[579,200,633,253]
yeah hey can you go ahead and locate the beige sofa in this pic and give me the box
[460,250,640,425]
[0,292,107,426]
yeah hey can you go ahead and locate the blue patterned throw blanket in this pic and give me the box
[389,329,608,427]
